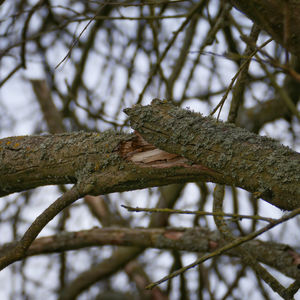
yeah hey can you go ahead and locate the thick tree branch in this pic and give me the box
[1,227,298,280]
[1,100,300,211]
[125,99,300,210]
[0,131,214,197]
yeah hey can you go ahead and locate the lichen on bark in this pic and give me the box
[125,99,300,210]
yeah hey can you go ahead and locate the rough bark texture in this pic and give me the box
[0,131,213,197]
[1,100,300,210]
[125,99,300,210]
[0,131,125,195]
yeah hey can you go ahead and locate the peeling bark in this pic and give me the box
[0,131,217,197]
[1,100,300,210]
[125,99,300,210]
[119,131,201,168]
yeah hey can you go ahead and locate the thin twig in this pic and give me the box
[0,184,84,271]
[55,2,108,69]
[210,38,272,118]
[122,205,276,223]
[146,206,300,289]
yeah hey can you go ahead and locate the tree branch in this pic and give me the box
[2,227,297,280]
[0,131,215,197]
[0,185,83,270]
[125,99,300,210]
[1,100,300,211]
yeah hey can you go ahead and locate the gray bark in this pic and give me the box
[1,100,300,210]
[125,99,300,210]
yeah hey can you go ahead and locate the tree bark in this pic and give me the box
[1,227,299,281]
[0,131,214,197]
[1,99,299,210]
[125,99,300,210]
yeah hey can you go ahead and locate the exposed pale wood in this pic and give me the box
[125,99,300,210]
[1,100,299,210]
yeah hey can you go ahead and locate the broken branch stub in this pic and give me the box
[119,131,194,168]
[124,99,300,210]
[0,130,222,197]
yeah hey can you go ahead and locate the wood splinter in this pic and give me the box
[118,131,197,168]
